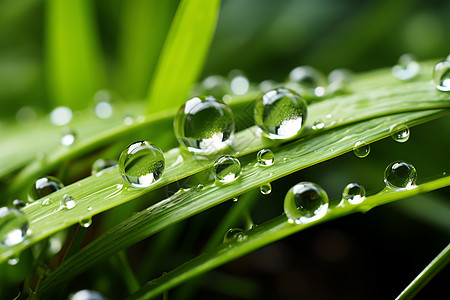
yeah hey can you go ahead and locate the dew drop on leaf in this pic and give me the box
[69,289,106,300]
[28,176,64,202]
[384,161,417,190]
[0,207,29,246]
[61,194,76,210]
[223,228,246,243]
[392,54,420,81]
[342,183,366,205]
[61,127,77,147]
[213,155,241,183]
[390,124,410,143]
[257,149,274,166]
[79,218,92,228]
[353,141,370,158]
[91,159,118,175]
[433,60,450,92]
[260,182,272,195]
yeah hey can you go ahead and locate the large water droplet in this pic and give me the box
[28,176,64,202]
[91,159,118,175]
[174,96,234,154]
[342,183,366,205]
[61,194,76,209]
[254,88,307,140]
[79,217,92,228]
[353,141,370,158]
[69,289,106,300]
[213,155,241,183]
[284,182,329,224]
[433,60,450,92]
[392,54,420,81]
[257,149,274,166]
[312,120,325,130]
[0,207,29,246]
[223,228,246,243]
[119,141,165,188]
[288,66,326,97]
[61,127,77,147]
[50,106,72,126]
[390,124,410,143]
[260,183,272,195]
[384,161,417,189]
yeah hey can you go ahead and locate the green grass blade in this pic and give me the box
[128,176,450,299]
[46,0,105,109]
[145,0,221,112]
[36,109,448,296]
[395,243,450,300]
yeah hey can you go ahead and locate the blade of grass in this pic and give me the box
[145,0,221,112]
[36,109,448,296]
[128,176,450,299]
[46,0,105,109]
[395,243,450,300]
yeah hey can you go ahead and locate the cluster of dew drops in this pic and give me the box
[2,56,449,261]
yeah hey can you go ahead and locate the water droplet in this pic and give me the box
[12,199,25,209]
[257,149,274,166]
[433,60,450,91]
[124,116,134,126]
[174,96,235,154]
[390,124,410,143]
[95,102,113,119]
[232,197,239,202]
[87,206,93,211]
[384,161,417,190]
[91,159,118,175]
[260,183,272,195]
[50,106,72,126]
[119,141,165,188]
[79,217,92,228]
[288,66,326,97]
[353,141,370,158]
[284,182,329,224]
[69,289,106,300]
[342,183,366,205]
[61,127,77,147]
[312,120,325,130]
[8,255,19,265]
[392,54,420,81]
[328,69,353,95]
[213,155,241,183]
[259,80,277,92]
[223,228,246,243]
[0,207,29,246]
[201,75,229,97]
[61,194,76,209]
[28,176,64,202]
[254,88,307,140]
[230,75,250,95]
[42,198,52,206]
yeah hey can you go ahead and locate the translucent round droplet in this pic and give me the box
[174,96,235,154]
[12,199,25,209]
[0,207,29,246]
[257,149,274,166]
[201,75,230,97]
[28,176,64,202]
[288,66,326,97]
[50,106,72,126]
[384,161,417,190]
[433,60,450,92]
[392,54,420,81]
[8,255,20,265]
[42,198,52,206]
[342,183,366,205]
[284,182,329,224]
[390,124,410,143]
[353,141,370,158]
[254,88,307,140]
[95,101,113,119]
[79,217,92,228]
[91,159,118,175]
[213,155,241,183]
[61,127,77,147]
[230,75,250,95]
[260,183,272,195]
[69,289,106,300]
[312,120,325,130]
[232,197,238,202]
[61,194,76,210]
[223,228,246,243]
[119,141,165,188]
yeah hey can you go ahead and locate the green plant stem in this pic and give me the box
[395,243,450,300]
[112,251,140,293]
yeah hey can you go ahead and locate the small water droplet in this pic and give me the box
[257,149,274,166]
[284,182,329,224]
[42,198,52,206]
[392,54,420,81]
[0,207,29,246]
[28,176,64,202]
[119,141,165,188]
[69,289,106,300]
[384,161,417,190]
[353,141,370,158]
[260,183,272,195]
[91,159,118,175]
[87,206,93,211]
[61,194,76,209]
[50,106,72,126]
[230,73,249,95]
[342,183,366,205]
[312,120,325,130]
[222,94,232,104]
[213,155,241,183]
[123,116,134,126]
[223,228,246,243]
[95,102,113,119]
[288,66,326,98]
[174,96,234,154]
[79,217,92,228]
[390,124,410,143]
[12,199,25,209]
[61,127,77,147]
[255,88,307,140]
[232,197,239,202]
[7,255,19,265]
[433,60,450,92]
